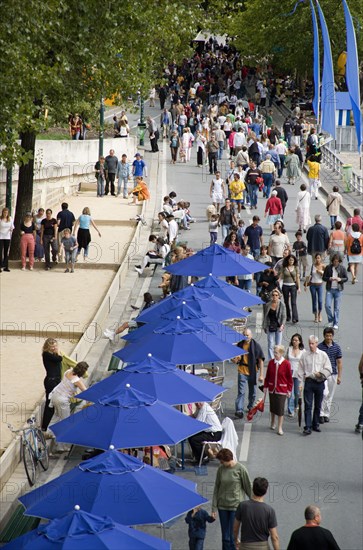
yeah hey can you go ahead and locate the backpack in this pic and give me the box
[351,238,362,255]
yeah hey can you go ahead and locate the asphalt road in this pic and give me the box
[137,100,363,550]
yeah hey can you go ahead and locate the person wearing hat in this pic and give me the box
[132,153,147,187]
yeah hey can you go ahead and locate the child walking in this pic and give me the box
[185,506,215,550]
[209,214,219,245]
[61,228,78,273]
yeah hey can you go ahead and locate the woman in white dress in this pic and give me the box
[295,183,311,232]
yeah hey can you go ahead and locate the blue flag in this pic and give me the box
[315,0,336,138]
[342,0,362,150]
[310,0,320,122]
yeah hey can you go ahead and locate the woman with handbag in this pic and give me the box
[304,253,325,323]
[262,289,286,360]
[280,254,301,324]
[264,344,293,435]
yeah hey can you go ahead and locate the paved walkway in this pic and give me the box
[0,190,141,452]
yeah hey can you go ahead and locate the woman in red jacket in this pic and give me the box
[264,344,293,435]
[264,190,283,231]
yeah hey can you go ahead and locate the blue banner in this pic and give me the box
[309,0,320,122]
[315,0,336,138]
[342,0,362,150]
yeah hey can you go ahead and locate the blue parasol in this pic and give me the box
[50,385,210,450]
[194,274,263,306]
[164,243,265,276]
[78,354,227,405]
[4,507,171,549]
[19,449,207,526]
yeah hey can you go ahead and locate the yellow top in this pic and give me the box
[307,160,320,179]
[229,180,245,200]
[238,340,250,375]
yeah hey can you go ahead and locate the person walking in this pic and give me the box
[160,107,172,139]
[345,222,363,284]
[260,154,276,199]
[210,171,226,214]
[295,184,311,233]
[233,477,280,550]
[185,506,215,550]
[212,448,252,550]
[195,130,206,167]
[244,216,264,259]
[285,148,301,185]
[287,505,341,549]
[306,214,329,259]
[146,116,159,152]
[273,180,288,216]
[229,173,245,215]
[326,186,343,229]
[264,191,282,231]
[268,221,290,265]
[263,289,286,360]
[73,207,101,261]
[322,253,348,330]
[219,199,238,241]
[304,253,326,323]
[298,336,332,435]
[264,344,293,436]
[354,354,363,434]
[234,328,265,419]
[328,221,345,261]
[292,231,308,279]
[307,155,320,200]
[280,254,301,323]
[318,327,342,424]
[286,334,305,417]
[206,133,219,174]
[0,207,14,272]
[245,162,262,210]
[275,139,287,178]
[61,228,78,273]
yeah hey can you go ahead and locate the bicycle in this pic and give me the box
[8,416,49,486]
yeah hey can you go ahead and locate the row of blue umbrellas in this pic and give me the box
[8,245,265,548]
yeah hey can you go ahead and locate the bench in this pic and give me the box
[0,504,40,543]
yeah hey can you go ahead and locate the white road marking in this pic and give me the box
[239,422,252,462]
[255,311,263,334]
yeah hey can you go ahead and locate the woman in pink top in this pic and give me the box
[328,221,345,260]
[265,190,283,230]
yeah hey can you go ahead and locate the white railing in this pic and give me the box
[321,139,363,195]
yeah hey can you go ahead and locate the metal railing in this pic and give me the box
[321,140,363,195]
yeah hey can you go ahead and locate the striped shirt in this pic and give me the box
[318,341,342,375]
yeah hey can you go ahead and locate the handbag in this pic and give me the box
[258,288,270,303]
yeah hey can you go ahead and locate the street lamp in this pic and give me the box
[99,96,105,157]
[138,92,146,147]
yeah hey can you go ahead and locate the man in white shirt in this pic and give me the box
[268,221,290,264]
[234,128,247,154]
[275,139,288,178]
[298,336,332,435]
[188,402,222,464]
[166,214,178,245]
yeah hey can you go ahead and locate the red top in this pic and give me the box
[265,196,282,215]
[345,215,363,232]
[264,358,293,395]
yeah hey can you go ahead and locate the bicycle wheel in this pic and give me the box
[36,430,49,471]
[22,438,36,486]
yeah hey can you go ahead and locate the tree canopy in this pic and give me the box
[229,0,363,76]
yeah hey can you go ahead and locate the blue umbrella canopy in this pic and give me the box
[50,385,210,450]
[136,287,250,323]
[78,355,227,405]
[114,318,243,365]
[195,275,263,306]
[4,507,171,549]
[164,243,265,276]
[124,303,245,344]
[19,449,207,526]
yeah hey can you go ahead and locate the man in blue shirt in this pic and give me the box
[318,327,342,424]
[244,216,264,259]
[132,153,147,187]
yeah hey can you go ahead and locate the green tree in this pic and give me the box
[0,0,200,257]
[229,0,363,76]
